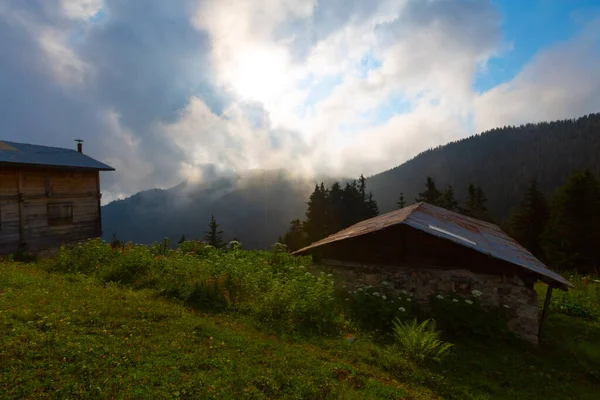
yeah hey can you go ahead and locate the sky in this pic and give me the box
[1,0,599,203]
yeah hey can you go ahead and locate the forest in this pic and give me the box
[280,169,600,275]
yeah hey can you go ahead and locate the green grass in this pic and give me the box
[1,240,599,399]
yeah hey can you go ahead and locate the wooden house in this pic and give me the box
[292,202,573,344]
[0,140,114,254]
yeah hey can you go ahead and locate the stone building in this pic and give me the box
[292,202,572,344]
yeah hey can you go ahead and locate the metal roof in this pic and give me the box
[0,140,114,171]
[293,202,573,289]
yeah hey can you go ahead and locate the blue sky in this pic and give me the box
[0,0,599,200]
[475,0,600,92]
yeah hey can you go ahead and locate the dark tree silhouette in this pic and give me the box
[203,214,224,248]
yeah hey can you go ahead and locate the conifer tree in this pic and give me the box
[397,192,406,208]
[542,169,600,273]
[509,179,549,258]
[203,214,224,248]
[281,219,308,252]
[178,234,186,244]
[415,176,442,205]
[461,184,491,221]
[303,183,329,243]
[440,186,459,211]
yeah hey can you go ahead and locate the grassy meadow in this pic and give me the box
[1,239,599,399]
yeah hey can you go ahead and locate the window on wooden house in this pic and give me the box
[47,203,73,226]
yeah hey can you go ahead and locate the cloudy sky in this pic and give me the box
[1,0,599,202]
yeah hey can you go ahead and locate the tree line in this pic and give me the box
[280,169,600,275]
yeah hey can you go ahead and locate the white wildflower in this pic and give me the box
[382,295,387,300]
[398,307,406,312]
[436,294,444,300]
[357,288,363,292]
[503,304,510,309]
[452,299,459,303]
[471,289,482,298]
[381,281,389,286]
[373,292,380,297]
[327,273,333,278]
[390,300,394,303]
[594,279,600,283]
[345,298,350,301]
[305,272,312,277]
[406,298,411,302]
[400,290,408,295]
[465,299,473,305]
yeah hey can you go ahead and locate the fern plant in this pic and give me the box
[391,317,453,364]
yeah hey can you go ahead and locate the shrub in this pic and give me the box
[344,284,413,333]
[428,291,511,340]
[391,318,453,364]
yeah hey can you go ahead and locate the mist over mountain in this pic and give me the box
[102,169,346,249]
[102,113,600,249]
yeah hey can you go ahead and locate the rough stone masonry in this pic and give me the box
[315,260,540,344]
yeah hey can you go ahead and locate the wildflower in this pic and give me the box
[381,281,389,286]
[465,299,473,305]
[436,294,444,300]
[382,295,387,300]
[373,292,380,297]
[594,279,600,283]
[305,272,312,277]
[406,298,411,302]
[345,298,350,301]
[452,299,459,303]
[400,290,408,295]
[390,300,394,303]
[327,273,333,278]
[398,307,406,312]
[357,288,363,292]
[503,304,510,309]
[471,289,482,298]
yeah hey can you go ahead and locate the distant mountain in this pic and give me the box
[101,169,344,249]
[102,113,600,249]
[367,113,600,219]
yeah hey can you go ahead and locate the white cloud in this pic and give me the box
[474,19,600,131]
[1,0,599,201]
[61,0,103,20]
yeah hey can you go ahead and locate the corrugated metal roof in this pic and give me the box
[293,202,573,289]
[0,140,114,171]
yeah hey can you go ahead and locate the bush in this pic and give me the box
[427,291,511,340]
[42,238,341,334]
[391,318,453,364]
[344,283,414,333]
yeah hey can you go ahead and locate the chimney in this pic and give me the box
[75,139,83,153]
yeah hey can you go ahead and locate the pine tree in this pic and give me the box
[397,192,406,209]
[461,184,491,221]
[542,169,600,273]
[178,234,186,244]
[415,176,442,205]
[440,186,458,211]
[281,219,308,252]
[303,183,329,243]
[327,182,344,235]
[203,214,224,248]
[508,179,549,258]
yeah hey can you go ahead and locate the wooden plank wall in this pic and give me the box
[0,167,102,254]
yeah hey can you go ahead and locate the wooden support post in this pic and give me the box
[16,171,25,247]
[96,171,102,237]
[538,285,553,342]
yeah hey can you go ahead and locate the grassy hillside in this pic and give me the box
[1,240,599,399]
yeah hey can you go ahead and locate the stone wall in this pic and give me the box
[314,259,540,344]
